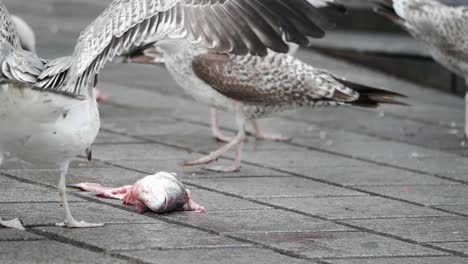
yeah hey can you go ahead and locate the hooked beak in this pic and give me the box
[85,148,92,161]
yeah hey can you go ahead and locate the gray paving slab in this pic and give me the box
[0,240,128,264]
[291,165,454,187]
[0,229,44,241]
[1,157,108,171]
[259,196,451,220]
[93,130,145,145]
[6,167,141,188]
[164,210,350,234]
[232,231,445,259]
[184,177,365,198]
[0,176,82,203]
[359,185,468,206]
[91,142,289,177]
[436,205,468,215]
[327,256,467,264]
[184,189,272,211]
[429,242,468,255]
[344,217,468,243]
[1,202,154,227]
[119,247,313,264]
[37,223,250,251]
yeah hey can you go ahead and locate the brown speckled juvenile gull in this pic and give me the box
[124,0,346,142]
[152,39,407,172]
[374,0,468,138]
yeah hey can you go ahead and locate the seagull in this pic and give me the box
[150,39,407,172]
[123,0,346,142]
[373,0,468,138]
[0,0,347,228]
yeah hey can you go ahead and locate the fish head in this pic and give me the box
[132,172,188,213]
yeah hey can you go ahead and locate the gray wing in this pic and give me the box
[0,3,44,88]
[36,0,338,97]
[191,51,359,105]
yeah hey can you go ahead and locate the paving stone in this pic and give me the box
[344,217,468,243]
[184,177,365,198]
[429,242,468,255]
[38,223,250,251]
[298,165,453,186]
[327,256,467,264]
[259,196,450,220]
[436,205,468,215]
[0,240,128,264]
[94,130,145,144]
[0,229,44,241]
[443,174,468,183]
[1,202,153,226]
[187,189,271,211]
[120,247,313,264]
[0,177,82,203]
[1,158,109,171]
[359,185,468,206]
[5,167,140,187]
[232,231,444,259]
[92,142,287,177]
[164,209,350,234]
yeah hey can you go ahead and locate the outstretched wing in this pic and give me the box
[0,3,44,88]
[36,0,338,97]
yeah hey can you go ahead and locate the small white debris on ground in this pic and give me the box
[0,217,25,230]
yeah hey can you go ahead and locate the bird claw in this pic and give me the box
[56,220,104,228]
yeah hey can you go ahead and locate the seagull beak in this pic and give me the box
[86,148,92,161]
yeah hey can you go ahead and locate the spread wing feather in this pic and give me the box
[34,0,337,97]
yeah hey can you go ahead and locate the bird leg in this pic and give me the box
[183,114,246,172]
[0,155,21,230]
[247,120,290,142]
[55,162,104,228]
[210,108,234,142]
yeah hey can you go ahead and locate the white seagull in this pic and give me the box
[138,39,407,172]
[0,0,347,228]
[374,0,468,138]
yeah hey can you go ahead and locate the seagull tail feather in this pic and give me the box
[339,79,409,108]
